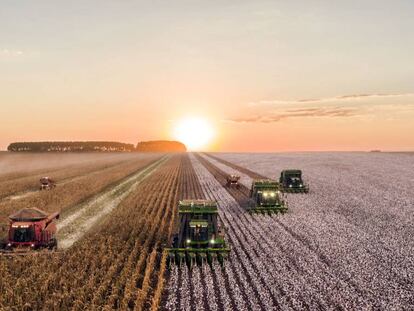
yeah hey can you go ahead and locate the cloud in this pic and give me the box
[0,49,24,56]
[248,93,414,106]
[226,106,359,123]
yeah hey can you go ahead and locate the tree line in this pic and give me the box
[7,141,135,152]
[7,140,186,152]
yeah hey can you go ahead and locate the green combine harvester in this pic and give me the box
[279,170,309,193]
[248,179,287,214]
[166,200,230,268]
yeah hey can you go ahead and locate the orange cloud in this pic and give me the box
[248,93,414,106]
[226,107,359,123]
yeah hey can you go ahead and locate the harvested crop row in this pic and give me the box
[205,152,414,309]
[0,154,162,230]
[0,154,184,310]
[0,154,156,200]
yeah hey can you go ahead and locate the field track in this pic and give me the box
[57,156,169,249]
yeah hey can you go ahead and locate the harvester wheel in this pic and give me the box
[167,254,174,268]
[49,238,58,250]
[217,253,224,266]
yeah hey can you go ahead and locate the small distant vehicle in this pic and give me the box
[248,179,287,214]
[226,174,241,188]
[39,177,56,190]
[166,200,230,268]
[279,170,309,193]
[0,208,59,255]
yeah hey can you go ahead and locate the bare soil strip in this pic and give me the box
[57,156,169,249]
[204,153,266,179]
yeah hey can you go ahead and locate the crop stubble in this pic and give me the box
[0,154,183,310]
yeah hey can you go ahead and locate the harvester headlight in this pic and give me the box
[270,192,276,197]
[289,185,293,188]
[299,184,303,187]
[7,243,11,247]
[30,243,35,248]
[263,192,269,197]
[210,239,215,244]
[186,239,191,244]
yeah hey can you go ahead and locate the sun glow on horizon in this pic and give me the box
[173,117,215,151]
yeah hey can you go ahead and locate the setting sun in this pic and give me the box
[173,117,214,151]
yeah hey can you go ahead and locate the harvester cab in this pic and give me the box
[1,208,59,255]
[167,200,230,268]
[279,170,309,193]
[248,179,287,214]
[226,174,241,188]
[39,177,56,190]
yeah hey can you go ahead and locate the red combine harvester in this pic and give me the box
[39,177,56,190]
[0,208,59,255]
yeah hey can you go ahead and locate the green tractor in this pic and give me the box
[248,179,287,214]
[279,170,309,193]
[166,200,230,268]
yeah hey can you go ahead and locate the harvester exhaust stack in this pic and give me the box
[166,200,230,268]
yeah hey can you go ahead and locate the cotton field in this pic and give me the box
[163,152,414,310]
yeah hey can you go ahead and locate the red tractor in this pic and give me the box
[1,208,59,254]
[39,177,56,190]
[226,174,241,189]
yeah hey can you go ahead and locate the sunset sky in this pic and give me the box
[1,1,413,151]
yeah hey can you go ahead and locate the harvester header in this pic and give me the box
[248,179,287,214]
[251,179,279,190]
[178,200,218,214]
[166,199,230,268]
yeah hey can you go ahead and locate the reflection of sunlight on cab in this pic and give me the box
[173,117,214,151]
